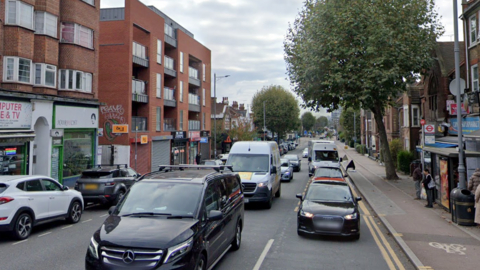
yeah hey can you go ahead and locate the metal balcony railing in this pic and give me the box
[131,117,147,132]
[188,120,200,131]
[164,118,176,131]
[188,93,200,105]
[164,87,175,101]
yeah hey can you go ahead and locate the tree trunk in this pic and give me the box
[372,103,399,180]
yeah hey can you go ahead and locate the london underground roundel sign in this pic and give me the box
[425,124,435,134]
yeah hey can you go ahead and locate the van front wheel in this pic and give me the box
[264,191,273,209]
[275,183,281,198]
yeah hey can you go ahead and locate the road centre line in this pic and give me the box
[62,225,73,230]
[82,219,93,223]
[253,239,274,270]
[38,232,52,237]
[12,239,28,246]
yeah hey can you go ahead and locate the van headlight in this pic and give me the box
[88,237,99,259]
[344,213,358,220]
[258,181,269,188]
[164,238,193,263]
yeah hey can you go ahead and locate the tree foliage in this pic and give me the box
[229,117,257,141]
[315,116,329,131]
[339,108,360,144]
[284,0,443,179]
[301,112,316,132]
[252,85,300,140]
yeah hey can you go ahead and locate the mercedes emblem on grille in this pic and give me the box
[122,250,135,264]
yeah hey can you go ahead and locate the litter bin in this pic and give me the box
[450,188,461,223]
[454,189,476,226]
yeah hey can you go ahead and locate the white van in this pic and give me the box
[307,139,335,160]
[308,143,341,176]
[226,141,281,209]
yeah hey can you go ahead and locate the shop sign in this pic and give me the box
[171,131,186,139]
[141,135,148,144]
[52,138,62,146]
[97,128,104,137]
[189,131,201,141]
[112,124,128,133]
[447,100,468,115]
[425,136,435,145]
[0,100,32,129]
[200,137,208,143]
[448,117,480,135]
[200,131,210,137]
[55,106,99,129]
[50,129,64,137]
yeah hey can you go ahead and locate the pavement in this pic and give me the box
[336,141,480,270]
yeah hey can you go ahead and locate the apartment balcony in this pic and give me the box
[188,93,200,112]
[188,67,200,87]
[132,79,148,103]
[164,118,176,131]
[132,42,149,68]
[188,120,200,131]
[164,87,176,107]
[131,116,147,132]
[164,24,177,48]
[164,56,176,77]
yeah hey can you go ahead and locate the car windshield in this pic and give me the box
[280,159,289,167]
[284,155,297,161]
[306,184,352,202]
[116,182,203,217]
[314,151,339,162]
[226,154,269,172]
[314,168,343,178]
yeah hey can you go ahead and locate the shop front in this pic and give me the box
[171,132,187,165]
[54,105,98,186]
[189,131,201,164]
[0,99,34,175]
[199,131,210,163]
[152,135,172,169]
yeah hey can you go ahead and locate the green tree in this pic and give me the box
[252,85,300,140]
[301,112,316,132]
[339,108,360,144]
[284,0,443,179]
[315,116,329,131]
[228,118,257,141]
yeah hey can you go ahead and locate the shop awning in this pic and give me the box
[0,130,35,144]
[423,146,480,158]
[425,142,457,148]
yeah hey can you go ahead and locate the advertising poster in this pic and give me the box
[440,158,449,209]
[0,100,32,129]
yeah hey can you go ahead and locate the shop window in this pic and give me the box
[63,131,93,178]
[0,146,25,175]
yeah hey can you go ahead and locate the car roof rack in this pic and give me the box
[158,164,234,173]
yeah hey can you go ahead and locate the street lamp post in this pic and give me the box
[213,73,230,159]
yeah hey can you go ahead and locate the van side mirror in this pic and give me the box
[63,185,69,191]
[271,167,277,174]
[208,210,223,221]
[308,157,312,162]
[356,197,362,202]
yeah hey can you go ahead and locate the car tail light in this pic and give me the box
[0,217,7,221]
[0,197,14,205]
[105,182,115,186]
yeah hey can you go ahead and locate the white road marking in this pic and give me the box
[99,214,108,217]
[12,239,28,246]
[429,242,466,255]
[38,232,52,237]
[81,219,93,223]
[62,225,73,230]
[253,239,274,270]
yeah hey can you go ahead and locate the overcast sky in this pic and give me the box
[101,0,462,117]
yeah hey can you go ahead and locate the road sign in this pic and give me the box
[449,78,466,96]
[425,124,435,134]
[420,119,426,126]
[112,124,128,133]
[140,135,148,144]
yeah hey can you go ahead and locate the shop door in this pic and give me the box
[152,140,170,169]
[51,146,63,182]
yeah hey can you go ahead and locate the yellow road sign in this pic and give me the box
[112,124,128,133]
[141,135,148,144]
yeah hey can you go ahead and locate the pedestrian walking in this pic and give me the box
[468,168,480,193]
[475,184,480,226]
[195,153,201,165]
[412,165,422,200]
[422,169,434,208]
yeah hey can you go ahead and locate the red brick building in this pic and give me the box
[98,0,212,174]
[0,0,100,186]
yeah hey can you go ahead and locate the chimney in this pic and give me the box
[239,103,245,111]
[223,97,229,104]
[232,101,238,110]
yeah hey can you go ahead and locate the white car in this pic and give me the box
[0,175,84,240]
[302,148,308,158]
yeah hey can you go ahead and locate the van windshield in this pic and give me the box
[314,151,339,162]
[226,154,269,172]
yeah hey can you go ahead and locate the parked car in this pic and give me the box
[289,141,296,150]
[85,165,244,270]
[302,148,308,158]
[280,158,294,181]
[296,181,361,240]
[75,165,140,206]
[284,154,301,172]
[203,159,223,166]
[0,175,84,240]
[312,166,347,182]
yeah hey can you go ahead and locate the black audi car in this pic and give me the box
[296,181,361,240]
[85,165,244,270]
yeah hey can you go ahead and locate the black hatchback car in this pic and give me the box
[296,181,361,240]
[85,165,244,270]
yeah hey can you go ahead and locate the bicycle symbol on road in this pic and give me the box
[429,242,466,255]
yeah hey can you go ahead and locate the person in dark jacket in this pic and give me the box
[195,153,201,165]
[412,165,422,200]
[423,169,434,208]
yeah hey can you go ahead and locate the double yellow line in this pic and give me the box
[350,182,406,270]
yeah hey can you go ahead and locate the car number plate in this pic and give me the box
[84,184,98,190]
[244,198,249,203]
[316,221,340,229]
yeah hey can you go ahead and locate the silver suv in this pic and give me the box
[75,165,140,206]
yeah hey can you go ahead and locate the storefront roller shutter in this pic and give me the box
[200,143,210,160]
[152,140,170,169]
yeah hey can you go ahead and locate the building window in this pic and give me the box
[411,105,420,127]
[180,52,184,73]
[156,73,162,98]
[165,23,174,38]
[202,88,206,106]
[472,64,479,92]
[132,42,146,59]
[60,22,93,49]
[404,139,409,151]
[156,107,161,131]
[179,110,183,131]
[81,0,94,5]
[470,15,477,46]
[35,12,57,38]
[403,105,409,127]
[429,95,437,111]
[3,57,32,84]
[59,69,92,93]
[34,63,56,87]
[179,81,183,102]
[6,0,34,29]
[203,64,206,81]
[157,40,162,64]
[203,113,206,130]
